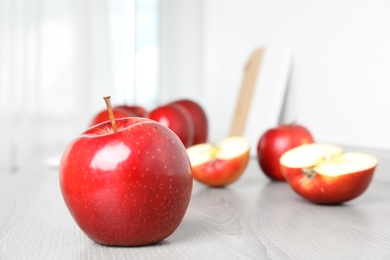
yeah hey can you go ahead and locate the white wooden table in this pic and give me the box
[1,146,390,259]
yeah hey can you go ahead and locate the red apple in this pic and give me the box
[170,99,208,144]
[59,116,193,246]
[89,107,137,127]
[148,104,195,148]
[257,124,314,181]
[114,105,147,117]
[280,143,378,204]
[186,136,250,187]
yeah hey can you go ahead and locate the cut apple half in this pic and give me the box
[187,136,250,187]
[280,143,378,204]
[280,143,344,170]
[188,136,250,165]
[314,152,378,176]
[280,144,377,176]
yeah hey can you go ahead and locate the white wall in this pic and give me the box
[161,0,390,150]
[160,0,203,102]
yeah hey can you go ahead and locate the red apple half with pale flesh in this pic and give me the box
[187,136,250,187]
[280,143,378,204]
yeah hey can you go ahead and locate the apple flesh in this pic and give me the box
[280,143,378,204]
[186,136,250,187]
[59,117,193,246]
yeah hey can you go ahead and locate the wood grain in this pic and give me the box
[1,149,390,259]
[230,48,264,136]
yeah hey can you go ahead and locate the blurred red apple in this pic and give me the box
[148,104,195,148]
[280,143,377,204]
[170,99,208,145]
[114,105,147,117]
[89,107,137,127]
[257,124,314,181]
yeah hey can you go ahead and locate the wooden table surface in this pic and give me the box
[1,146,390,260]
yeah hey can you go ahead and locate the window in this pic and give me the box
[0,0,161,171]
[109,0,160,110]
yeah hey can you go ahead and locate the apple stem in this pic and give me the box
[103,96,118,133]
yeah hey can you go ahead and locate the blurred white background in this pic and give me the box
[0,0,159,170]
[1,0,390,171]
[162,0,390,150]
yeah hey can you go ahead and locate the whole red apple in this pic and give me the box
[59,117,193,246]
[89,107,137,127]
[280,143,377,204]
[170,99,208,145]
[148,104,195,148]
[257,124,314,181]
[114,105,147,117]
[187,136,250,187]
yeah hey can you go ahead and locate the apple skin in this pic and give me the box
[59,117,193,246]
[89,108,137,127]
[170,99,208,145]
[191,150,250,187]
[187,137,250,187]
[114,105,147,117]
[281,165,376,205]
[148,104,195,148]
[257,124,314,181]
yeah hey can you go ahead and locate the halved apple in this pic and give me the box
[187,136,250,187]
[280,143,378,204]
